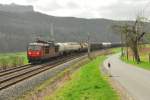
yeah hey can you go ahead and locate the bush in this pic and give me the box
[0,52,27,69]
[10,56,18,67]
[18,56,25,66]
[0,58,8,69]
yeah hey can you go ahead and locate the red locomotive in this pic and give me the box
[27,40,59,63]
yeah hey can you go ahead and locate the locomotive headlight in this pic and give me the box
[28,51,32,55]
[36,52,40,55]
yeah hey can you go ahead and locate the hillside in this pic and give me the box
[0,4,147,52]
[0,3,33,13]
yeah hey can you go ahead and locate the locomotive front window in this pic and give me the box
[28,45,41,50]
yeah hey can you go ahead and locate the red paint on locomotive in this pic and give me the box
[27,41,57,63]
[28,50,41,58]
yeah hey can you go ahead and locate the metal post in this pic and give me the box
[126,32,128,60]
[88,33,91,59]
[121,32,124,57]
[149,53,150,63]
[127,46,129,60]
[50,23,55,42]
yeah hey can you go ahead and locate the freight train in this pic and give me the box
[27,40,89,63]
[27,40,121,63]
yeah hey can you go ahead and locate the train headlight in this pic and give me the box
[28,51,32,55]
[36,52,40,55]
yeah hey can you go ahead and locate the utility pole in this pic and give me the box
[50,23,55,42]
[88,32,91,59]
[121,32,124,57]
[126,32,129,60]
[32,33,36,42]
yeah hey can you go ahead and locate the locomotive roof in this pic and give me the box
[29,42,49,46]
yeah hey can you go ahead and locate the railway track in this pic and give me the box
[0,64,33,77]
[0,53,85,90]
[0,64,31,73]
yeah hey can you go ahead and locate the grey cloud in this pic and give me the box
[36,1,63,11]
[67,2,79,9]
[74,11,99,18]
[99,1,150,20]
[25,0,39,3]
[24,0,150,20]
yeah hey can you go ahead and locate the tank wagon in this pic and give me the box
[56,42,82,55]
[90,42,103,51]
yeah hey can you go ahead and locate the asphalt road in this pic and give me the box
[103,54,150,100]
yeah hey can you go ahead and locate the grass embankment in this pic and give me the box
[45,56,119,100]
[112,48,121,53]
[121,45,150,70]
[0,52,28,68]
[122,55,150,70]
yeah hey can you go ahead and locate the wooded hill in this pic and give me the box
[0,4,149,52]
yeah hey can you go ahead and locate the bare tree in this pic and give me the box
[113,16,147,63]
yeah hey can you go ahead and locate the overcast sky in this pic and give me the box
[0,0,150,20]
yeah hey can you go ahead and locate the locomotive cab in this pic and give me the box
[27,41,59,63]
[27,43,44,63]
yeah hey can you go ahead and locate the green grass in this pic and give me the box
[121,45,150,70]
[122,56,150,70]
[45,56,119,100]
[112,48,121,53]
[0,52,28,68]
[107,47,150,70]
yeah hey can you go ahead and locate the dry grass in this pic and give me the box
[122,45,150,70]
